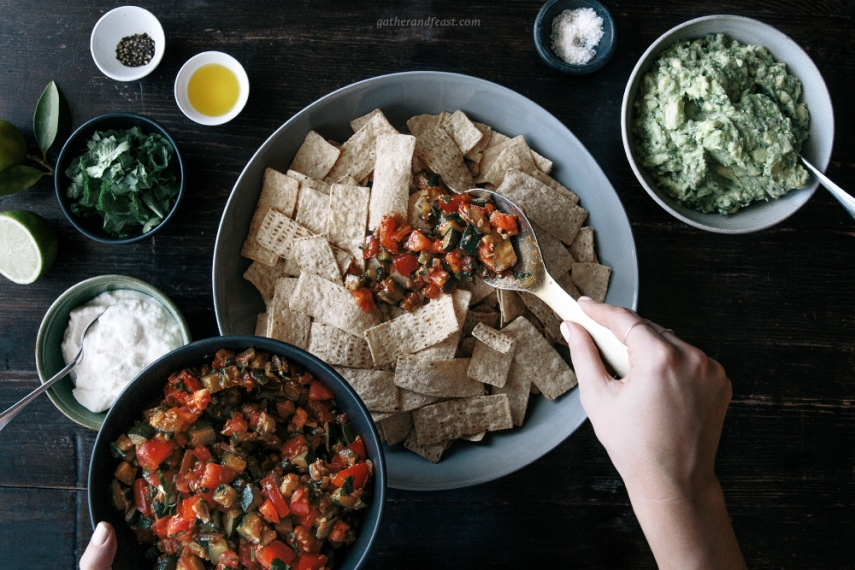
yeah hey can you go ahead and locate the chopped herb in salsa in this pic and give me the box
[346,171,518,313]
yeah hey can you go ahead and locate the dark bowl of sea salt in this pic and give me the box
[90,6,166,81]
[534,0,616,74]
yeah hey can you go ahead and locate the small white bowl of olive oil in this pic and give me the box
[174,51,249,126]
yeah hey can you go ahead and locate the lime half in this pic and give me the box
[0,210,58,284]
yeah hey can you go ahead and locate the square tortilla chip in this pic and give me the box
[379,412,413,446]
[326,183,370,269]
[394,356,483,398]
[243,259,299,304]
[497,290,527,327]
[404,429,452,463]
[309,322,374,369]
[569,226,598,263]
[291,236,341,282]
[369,133,416,230]
[495,169,588,245]
[363,295,459,366]
[240,168,301,265]
[465,122,493,162]
[467,336,515,388]
[462,310,499,338]
[398,388,441,412]
[455,276,494,306]
[255,209,314,259]
[471,322,515,354]
[520,293,565,346]
[530,148,553,174]
[406,113,444,136]
[491,360,532,426]
[502,317,577,400]
[287,169,331,194]
[415,125,474,193]
[289,272,381,337]
[254,313,268,336]
[571,262,612,303]
[266,283,311,349]
[413,394,513,445]
[288,130,340,180]
[326,112,397,182]
[441,110,484,155]
[532,222,575,275]
[294,185,330,235]
[272,277,299,309]
[477,135,536,187]
[350,108,385,133]
[331,246,354,275]
[335,367,399,412]
[416,289,471,361]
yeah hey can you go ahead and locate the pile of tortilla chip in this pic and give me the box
[240,108,612,463]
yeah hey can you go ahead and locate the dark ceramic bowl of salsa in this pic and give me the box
[88,336,386,570]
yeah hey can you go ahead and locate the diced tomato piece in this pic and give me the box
[477,240,496,271]
[222,412,248,436]
[193,445,212,463]
[133,478,153,517]
[282,435,308,459]
[256,540,297,569]
[349,287,376,313]
[377,215,402,254]
[439,193,472,214]
[217,550,240,568]
[403,230,432,252]
[427,266,449,287]
[275,400,295,418]
[297,505,318,529]
[239,541,263,570]
[421,282,442,299]
[199,463,236,490]
[144,469,161,488]
[292,407,308,429]
[392,253,420,276]
[307,399,336,423]
[186,389,212,413]
[261,475,290,517]
[328,519,351,544]
[211,349,234,370]
[445,250,464,274]
[331,461,371,490]
[348,437,367,460]
[136,437,177,471]
[362,234,380,259]
[308,379,334,401]
[489,211,519,235]
[151,515,171,539]
[258,497,280,524]
[289,487,311,516]
[296,553,329,570]
[241,403,262,428]
[167,496,200,538]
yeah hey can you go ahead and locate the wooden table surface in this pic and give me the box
[1,1,853,568]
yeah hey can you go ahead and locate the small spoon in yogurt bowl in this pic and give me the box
[0,309,106,431]
[465,188,630,377]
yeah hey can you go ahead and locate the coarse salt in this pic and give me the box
[550,7,605,65]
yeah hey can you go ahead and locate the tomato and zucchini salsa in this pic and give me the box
[109,348,374,570]
[347,172,519,313]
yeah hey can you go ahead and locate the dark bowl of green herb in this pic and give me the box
[55,112,185,244]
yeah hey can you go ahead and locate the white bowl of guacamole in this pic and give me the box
[621,15,834,233]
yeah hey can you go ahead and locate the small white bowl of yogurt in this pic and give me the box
[36,275,191,430]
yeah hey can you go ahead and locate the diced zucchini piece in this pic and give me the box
[128,422,155,445]
[223,507,242,537]
[191,496,211,523]
[460,223,482,256]
[178,554,205,570]
[221,452,246,474]
[111,479,131,511]
[207,537,229,565]
[151,501,168,519]
[114,461,138,487]
[187,421,216,447]
[155,556,178,570]
[255,412,276,435]
[440,227,460,252]
[241,484,264,513]
[200,372,224,394]
[213,484,239,509]
[236,512,263,544]
[493,238,517,272]
[115,434,135,452]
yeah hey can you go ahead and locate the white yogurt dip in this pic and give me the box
[61,289,184,413]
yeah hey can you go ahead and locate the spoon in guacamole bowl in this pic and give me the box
[0,310,106,431]
[798,154,855,220]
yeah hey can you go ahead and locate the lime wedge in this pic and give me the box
[0,210,58,284]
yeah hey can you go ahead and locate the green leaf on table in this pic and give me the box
[0,119,28,171]
[33,81,59,159]
[0,164,44,196]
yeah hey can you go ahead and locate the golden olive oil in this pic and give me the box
[187,64,240,117]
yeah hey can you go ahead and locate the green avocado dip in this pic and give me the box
[633,33,810,215]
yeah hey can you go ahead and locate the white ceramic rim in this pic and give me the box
[620,14,835,234]
[174,51,250,126]
[90,6,165,82]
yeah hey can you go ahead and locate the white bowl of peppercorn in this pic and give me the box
[90,6,165,82]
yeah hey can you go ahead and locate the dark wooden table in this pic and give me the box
[2,1,853,568]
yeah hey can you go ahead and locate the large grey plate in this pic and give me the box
[213,71,638,490]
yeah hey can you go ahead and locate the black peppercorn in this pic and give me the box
[116,33,155,67]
